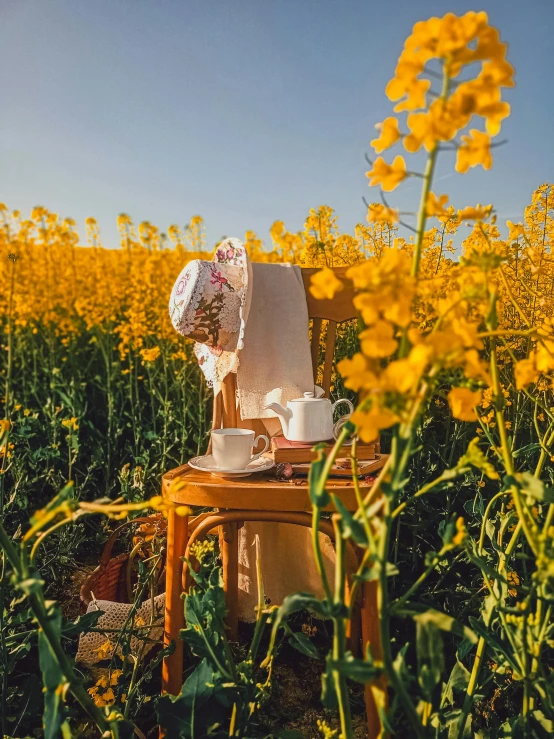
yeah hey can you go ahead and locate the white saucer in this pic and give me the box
[188,454,275,478]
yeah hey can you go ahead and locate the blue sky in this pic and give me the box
[1,0,553,249]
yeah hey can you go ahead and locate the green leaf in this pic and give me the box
[38,603,65,739]
[327,653,380,684]
[416,619,444,699]
[109,719,135,739]
[8,639,32,665]
[408,607,478,644]
[457,638,475,660]
[182,586,229,669]
[442,466,463,481]
[156,659,233,738]
[531,711,554,738]
[512,442,541,459]
[449,660,471,691]
[55,389,73,407]
[263,592,329,668]
[353,560,397,581]
[505,472,554,503]
[465,539,508,585]
[392,644,413,690]
[287,630,319,659]
[273,592,328,622]
[180,658,216,705]
[331,494,368,546]
[442,659,471,706]
[16,577,45,596]
[30,483,75,526]
[309,445,331,508]
[442,708,472,738]
[500,716,525,738]
[62,609,104,637]
[468,618,521,674]
[321,661,337,709]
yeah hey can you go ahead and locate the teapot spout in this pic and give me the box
[264,402,293,435]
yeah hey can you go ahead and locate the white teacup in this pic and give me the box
[211,428,270,470]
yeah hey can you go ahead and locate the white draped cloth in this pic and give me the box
[237,262,314,420]
[222,261,336,620]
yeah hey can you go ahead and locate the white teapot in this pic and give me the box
[265,386,354,443]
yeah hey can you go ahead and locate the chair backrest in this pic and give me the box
[301,267,357,396]
[214,266,356,432]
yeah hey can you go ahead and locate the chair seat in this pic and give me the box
[162,457,387,512]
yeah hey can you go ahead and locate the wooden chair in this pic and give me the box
[161,267,385,737]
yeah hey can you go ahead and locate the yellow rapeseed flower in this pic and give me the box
[337,353,376,392]
[367,203,399,226]
[140,346,161,363]
[452,517,467,546]
[457,204,493,221]
[61,417,79,431]
[351,406,397,443]
[448,387,482,422]
[458,438,499,479]
[110,669,123,686]
[366,155,407,192]
[426,192,450,218]
[506,220,525,241]
[309,267,344,300]
[189,538,216,561]
[359,320,398,358]
[93,640,113,661]
[456,129,493,173]
[371,117,402,153]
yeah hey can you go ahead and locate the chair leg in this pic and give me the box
[220,521,239,641]
[162,510,188,696]
[361,580,387,739]
[347,602,363,657]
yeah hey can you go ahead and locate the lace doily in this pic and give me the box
[76,594,165,666]
[194,343,240,387]
[217,291,243,333]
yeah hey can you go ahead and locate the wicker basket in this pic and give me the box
[80,514,167,612]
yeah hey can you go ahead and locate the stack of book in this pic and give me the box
[270,437,384,478]
[271,436,378,463]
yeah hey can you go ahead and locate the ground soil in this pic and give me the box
[256,659,368,738]
[59,552,369,738]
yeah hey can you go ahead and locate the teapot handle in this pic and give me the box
[332,398,354,416]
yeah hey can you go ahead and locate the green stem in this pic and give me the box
[410,70,449,279]
[332,515,353,739]
[411,147,439,279]
[490,311,539,556]
[0,256,17,737]
[378,492,425,739]
[456,634,487,739]
[311,506,333,605]
[478,491,512,554]
[0,521,111,735]
[392,546,456,612]
[390,472,452,520]
[311,427,351,604]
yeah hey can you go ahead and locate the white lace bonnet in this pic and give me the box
[168,238,252,385]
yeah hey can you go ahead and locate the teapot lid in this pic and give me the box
[290,392,328,403]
